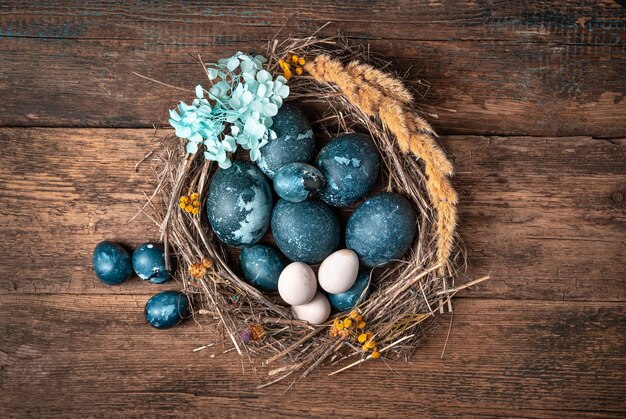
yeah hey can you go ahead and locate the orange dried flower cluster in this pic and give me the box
[329,310,380,359]
[179,192,201,215]
[278,54,306,80]
[240,323,265,344]
[188,257,213,279]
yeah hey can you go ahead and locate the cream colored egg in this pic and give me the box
[278,262,317,305]
[318,249,359,294]
[291,291,331,325]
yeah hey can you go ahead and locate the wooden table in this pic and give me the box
[1,2,625,417]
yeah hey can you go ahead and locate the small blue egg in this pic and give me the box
[207,161,273,247]
[256,104,315,178]
[144,290,190,329]
[346,193,417,267]
[240,244,285,292]
[92,241,133,285]
[316,133,380,207]
[132,242,170,284]
[328,271,371,312]
[273,162,326,202]
[271,199,340,264]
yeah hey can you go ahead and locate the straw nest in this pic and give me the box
[142,33,484,387]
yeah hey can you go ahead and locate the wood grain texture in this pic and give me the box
[0,295,624,417]
[0,1,624,136]
[1,128,623,301]
[1,2,625,416]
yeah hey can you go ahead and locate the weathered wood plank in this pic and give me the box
[0,296,624,416]
[0,1,624,136]
[0,128,623,300]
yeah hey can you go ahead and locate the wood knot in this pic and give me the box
[611,191,624,203]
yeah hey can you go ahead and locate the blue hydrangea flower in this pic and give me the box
[168,52,289,168]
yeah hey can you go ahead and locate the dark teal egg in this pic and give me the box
[273,162,326,203]
[328,271,371,312]
[256,104,315,178]
[240,244,285,292]
[271,199,340,264]
[92,241,132,285]
[132,242,170,284]
[207,160,273,247]
[316,133,380,207]
[346,193,417,267]
[144,290,190,329]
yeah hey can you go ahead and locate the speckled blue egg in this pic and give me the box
[240,244,285,292]
[328,271,371,312]
[207,160,273,247]
[346,193,417,267]
[271,199,340,264]
[144,290,190,329]
[316,133,380,207]
[132,242,170,284]
[92,241,133,285]
[273,162,326,202]
[256,104,315,178]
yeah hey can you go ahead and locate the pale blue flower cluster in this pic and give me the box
[168,52,290,169]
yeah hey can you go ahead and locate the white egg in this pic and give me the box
[318,249,359,294]
[278,262,317,305]
[291,291,331,325]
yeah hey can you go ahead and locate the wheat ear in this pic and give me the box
[305,54,458,273]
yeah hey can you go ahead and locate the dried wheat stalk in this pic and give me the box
[304,55,458,273]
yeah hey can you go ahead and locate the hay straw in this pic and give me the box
[143,33,481,386]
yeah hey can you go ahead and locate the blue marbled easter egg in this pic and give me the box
[92,241,133,285]
[144,290,190,329]
[346,193,417,267]
[316,133,380,207]
[328,271,371,312]
[256,103,315,178]
[132,242,170,284]
[207,160,273,247]
[271,199,340,264]
[239,244,285,292]
[273,162,326,202]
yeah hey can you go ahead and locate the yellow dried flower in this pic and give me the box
[358,321,366,329]
[191,208,199,215]
[371,350,381,359]
[357,333,368,343]
[339,329,350,338]
[283,67,293,80]
[336,322,344,331]
[329,327,338,337]
[185,204,193,213]
[188,263,206,279]
[179,202,186,209]
[343,318,352,328]
[180,196,189,204]
[190,192,200,201]
[298,57,305,66]
[364,340,376,350]
[295,67,303,76]
[291,54,299,64]
[201,258,213,269]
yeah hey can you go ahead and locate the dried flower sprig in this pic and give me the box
[329,310,381,359]
[168,52,291,168]
[188,257,214,279]
[240,323,265,344]
[179,192,201,215]
[278,54,306,80]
